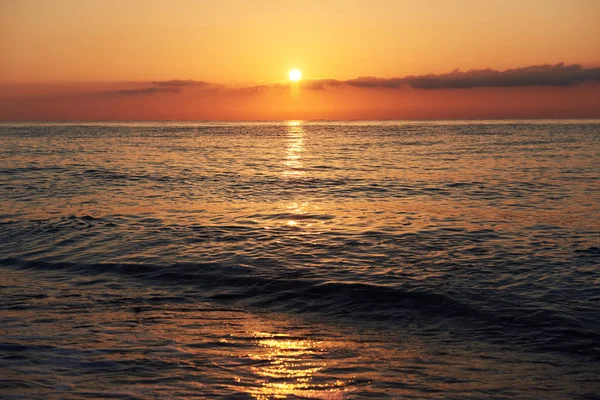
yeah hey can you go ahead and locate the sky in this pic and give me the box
[1,0,599,120]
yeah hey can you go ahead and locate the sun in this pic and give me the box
[289,69,302,82]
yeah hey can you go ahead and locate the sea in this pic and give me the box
[0,121,599,399]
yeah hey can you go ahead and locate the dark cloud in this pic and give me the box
[345,77,405,88]
[151,79,210,88]
[298,64,600,90]
[300,79,344,90]
[101,80,210,96]
[109,87,181,96]
[403,63,600,89]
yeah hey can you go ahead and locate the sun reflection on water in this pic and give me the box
[246,331,347,399]
[283,121,305,178]
[281,122,316,230]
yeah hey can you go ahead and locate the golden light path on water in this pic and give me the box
[219,122,341,398]
[283,121,305,179]
[284,121,307,228]
[246,332,347,399]
[244,122,345,398]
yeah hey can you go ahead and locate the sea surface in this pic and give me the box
[0,121,599,399]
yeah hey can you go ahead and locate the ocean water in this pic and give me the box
[0,121,599,399]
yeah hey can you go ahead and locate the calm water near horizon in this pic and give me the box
[1,121,599,399]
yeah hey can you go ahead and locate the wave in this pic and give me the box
[2,256,598,360]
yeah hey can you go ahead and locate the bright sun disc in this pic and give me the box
[289,69,302,81]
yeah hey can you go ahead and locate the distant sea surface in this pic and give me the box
[1,121,599,399]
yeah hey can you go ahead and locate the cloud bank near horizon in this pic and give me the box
[1,63,599,121]
[96,63,600,95]
[344,63,600,90]
[3,63,599,98]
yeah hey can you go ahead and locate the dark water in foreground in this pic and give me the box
[1,121,599,399]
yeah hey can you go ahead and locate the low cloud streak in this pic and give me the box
[298,63,600,90]
[109,87,181,96]
[37,63,600,98]
[151,79,210,88]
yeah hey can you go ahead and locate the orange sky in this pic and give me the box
[1,0,599,120]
